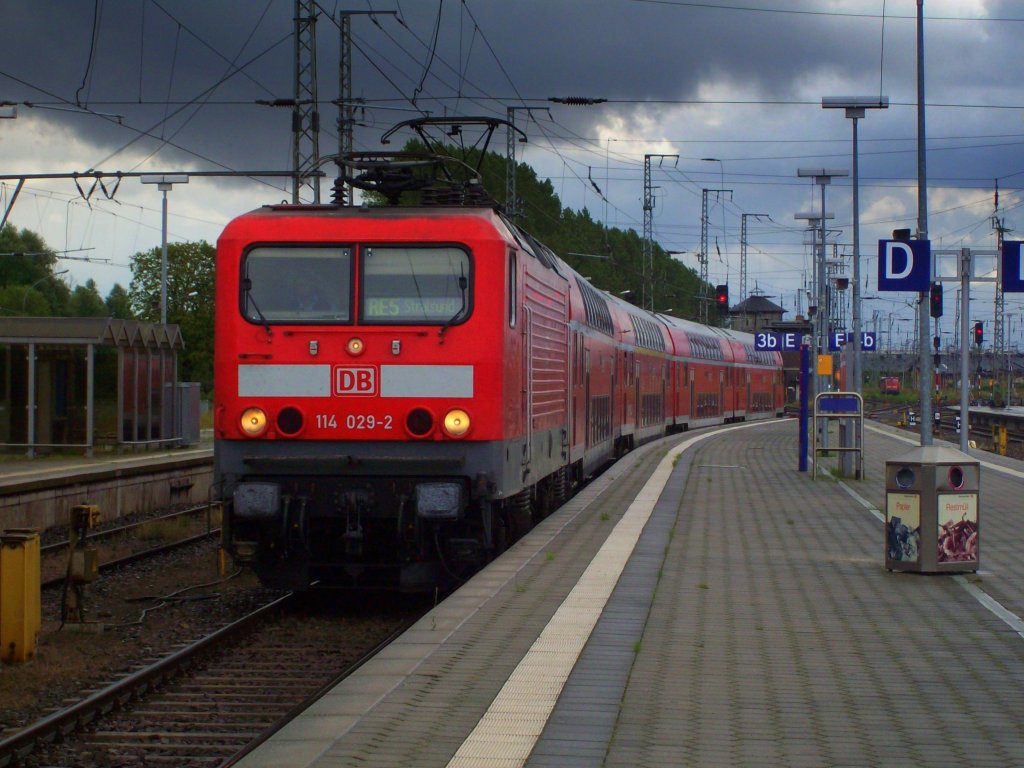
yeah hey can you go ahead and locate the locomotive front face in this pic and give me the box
[214,210,521,592]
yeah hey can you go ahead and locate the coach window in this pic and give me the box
[361,246,471,324]
[242,246,352,324]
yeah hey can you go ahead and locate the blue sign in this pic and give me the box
[877,239,931,292]
[1002,241,1024,292]
[754,331,803,351]
[827,331,877,352]
[817,395,861,415]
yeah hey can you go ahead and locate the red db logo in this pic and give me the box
[334,366,377,396]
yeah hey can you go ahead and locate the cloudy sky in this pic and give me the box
[2,0,1023,350]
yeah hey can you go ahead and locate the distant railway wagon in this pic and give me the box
[213,137,784,592]
[881,376,901,394]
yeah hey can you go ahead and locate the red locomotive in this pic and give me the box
[214,141,783,591]
[881,376,901,395]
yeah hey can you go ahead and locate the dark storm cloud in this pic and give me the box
[4,1,1024,206]
[0,1,911,168]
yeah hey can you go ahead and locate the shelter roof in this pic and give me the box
[0,318,184,349]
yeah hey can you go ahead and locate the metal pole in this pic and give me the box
[960,248,971,453]
[26,342,35,458]
[506,107,516,217]
[819,183,828,394]
[86,343,94,458]
[851,115,862,394]
[917,0,933,446]
[160,187,168,326]
[338,12,353,206]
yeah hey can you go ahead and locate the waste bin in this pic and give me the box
[885,446,980,573]
[0,529,41,663]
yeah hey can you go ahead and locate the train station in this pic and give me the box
[187,416,1018,768]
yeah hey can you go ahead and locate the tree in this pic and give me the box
[0,223,71,315]
[0,223,57,288]
[129,241,215,391]
[105,283,134,319]
[365,140,708,321]
[69,279,107,317]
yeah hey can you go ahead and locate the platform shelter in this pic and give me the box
[0,318,185,456]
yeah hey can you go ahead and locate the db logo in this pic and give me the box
[334,366,377,396]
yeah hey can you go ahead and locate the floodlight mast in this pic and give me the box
[822,96,889,398]
[140,174,189,325]
[795,210,835,406]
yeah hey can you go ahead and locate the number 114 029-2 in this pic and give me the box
[316,413,393,430]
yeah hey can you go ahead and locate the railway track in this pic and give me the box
[39,504,221,589]
[0,592,422,767]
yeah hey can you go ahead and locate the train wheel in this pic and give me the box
[510,489,533,540]
[487,501,509,556]
[534,477,554,522]
[552,466,570,508]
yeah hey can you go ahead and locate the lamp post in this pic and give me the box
[141,174,189,325]
[822,97,889,397]
[21,269,69,313]
[797,169,848,390]
[795,211,835,401]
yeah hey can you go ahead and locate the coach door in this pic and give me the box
[689,366,695,421]
[523,306,533,469]
[584,349,591,448]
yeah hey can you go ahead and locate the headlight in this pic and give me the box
[443,409,471,437]
[240,407,268,437]
[346,337,365,356]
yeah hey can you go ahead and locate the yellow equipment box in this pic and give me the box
[0,529,41,664]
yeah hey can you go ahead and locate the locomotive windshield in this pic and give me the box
[242,246,352,324]
[361,246,470,324]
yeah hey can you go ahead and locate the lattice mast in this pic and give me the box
[293,0,320,203]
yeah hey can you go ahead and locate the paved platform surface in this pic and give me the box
[235,418,1024,768]
[0,443,212,494]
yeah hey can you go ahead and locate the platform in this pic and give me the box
[236,419,1024,768]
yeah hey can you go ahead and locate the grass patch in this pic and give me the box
[135,516,191,543]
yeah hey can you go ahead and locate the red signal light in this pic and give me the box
[973,321,983,347]
[929,282,943,318]
[715,284,729,314]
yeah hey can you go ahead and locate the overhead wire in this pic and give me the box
[76,0,104,107]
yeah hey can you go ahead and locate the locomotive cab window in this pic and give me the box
[361,246,471,324]
[242,246,352,324]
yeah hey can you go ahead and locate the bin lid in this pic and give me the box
[888,445,979,467]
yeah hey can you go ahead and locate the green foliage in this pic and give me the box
[129,241,215,391]
[104,284,134,319]
[0,223,71,315]
[0,223,57,287]
[364,140,709,320]
[69,279,107,317]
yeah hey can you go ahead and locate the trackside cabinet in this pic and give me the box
[885,446,980,573]
[0,529,41,663]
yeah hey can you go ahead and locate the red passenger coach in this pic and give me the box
[214,145,783,592]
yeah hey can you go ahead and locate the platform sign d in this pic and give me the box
[878,239,931,292]
[1002,241,1024,292]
